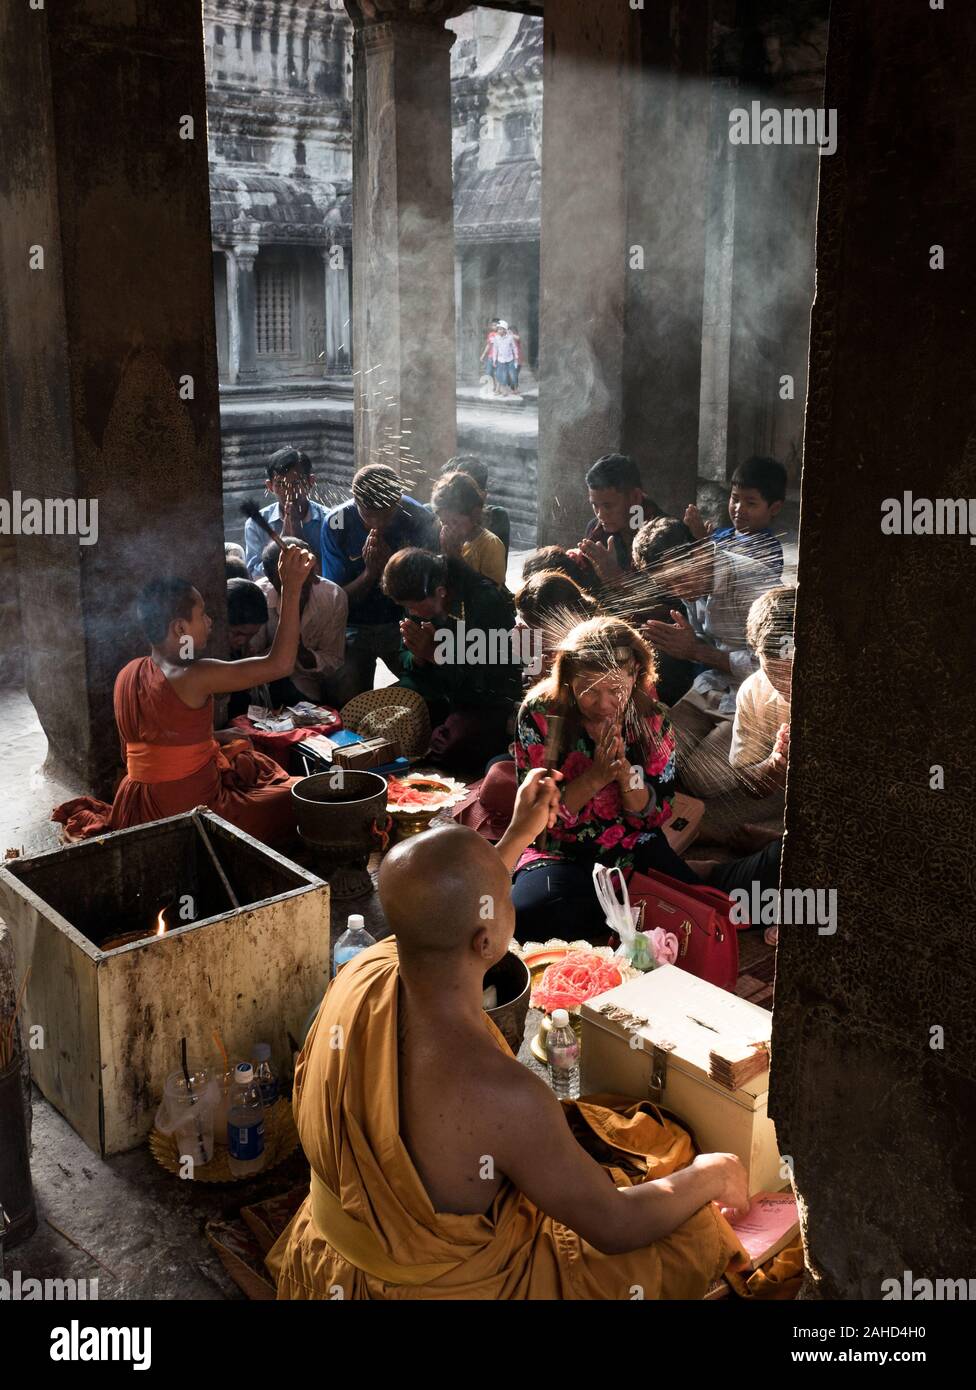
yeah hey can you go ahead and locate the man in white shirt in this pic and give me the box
[491,321,517,395]
[632,517,778,798]
[254,538,348,704]
[244,448,328,579]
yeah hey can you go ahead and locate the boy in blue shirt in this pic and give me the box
[685,455,786,578]
[244,448,328,578]
[321,464,438,702]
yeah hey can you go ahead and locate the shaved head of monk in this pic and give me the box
[379,824,514,973]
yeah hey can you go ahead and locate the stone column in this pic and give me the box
[771,0,976,1295]
[0,0,226,798]
[323,243,352,374]
[233,241,260,384]
[621,4,711,521]
[536,0,635,547]
[538,0,711,544]
[345,0,464,495]
[224,247,241,383]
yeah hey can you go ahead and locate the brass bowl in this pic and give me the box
[387,775,467,840]
[388,808,441,840]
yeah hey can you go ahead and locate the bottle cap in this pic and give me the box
[551,1009,570,1028]
[347,914,365,930]
[251,1043,271,1063]
[235,1062,254,1084]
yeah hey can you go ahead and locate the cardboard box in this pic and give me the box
[580,965,784,1194]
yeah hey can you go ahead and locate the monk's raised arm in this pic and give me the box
[182,545,316,700]
[491,1067,748,1256]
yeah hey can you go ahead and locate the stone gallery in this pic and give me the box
[0,0,973,1348]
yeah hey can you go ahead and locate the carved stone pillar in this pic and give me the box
[345,0,465,492]
[322,243,352,375]
[233,242,260,385]
[224,248,241,383]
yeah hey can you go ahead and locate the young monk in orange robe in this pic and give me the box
[53,544,316,848]
[267,768,749,1299]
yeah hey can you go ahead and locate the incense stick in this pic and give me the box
[535,715,566,851]
[212,1029,229,1073]
[191,811,240,910]
[239,499,287,553]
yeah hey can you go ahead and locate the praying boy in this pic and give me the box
[321,464,438,702]
[382,547,521,774]
[578,453,662,583]
[245,447,327,578]
[684,456,786,578]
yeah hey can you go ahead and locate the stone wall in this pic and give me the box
[771,0,976,1296]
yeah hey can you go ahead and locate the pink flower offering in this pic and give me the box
[532,952,623,1013]
[647,928,680,966]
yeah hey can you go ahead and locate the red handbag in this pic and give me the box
[624,869,741,993]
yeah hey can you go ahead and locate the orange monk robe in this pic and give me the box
[53,657,298,848]
[267,939,744,1300]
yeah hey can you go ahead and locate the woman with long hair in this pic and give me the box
[512,615,782,941]
[511,616,700,940]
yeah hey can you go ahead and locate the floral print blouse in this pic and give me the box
[513,694,676,873]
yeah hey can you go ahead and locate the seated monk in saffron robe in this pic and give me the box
[53,545,317,848]
[267,768,749,1299]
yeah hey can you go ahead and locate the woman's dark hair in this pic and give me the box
[266,447,312,481]
[521,545,596,593]
[431,470,485,517]
[227,578,269,627]
[381,546,448,603]
[514,571,597,631]
[136,578,197,644]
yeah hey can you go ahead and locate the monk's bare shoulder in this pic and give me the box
[468,1035,564,1146]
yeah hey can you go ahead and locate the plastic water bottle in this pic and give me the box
[250,1043,278,1108]
[332,913,376,977]
[227,1062,266,1177]
[546,1009,581,1100]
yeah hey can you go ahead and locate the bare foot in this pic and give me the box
[726,822,781,854]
